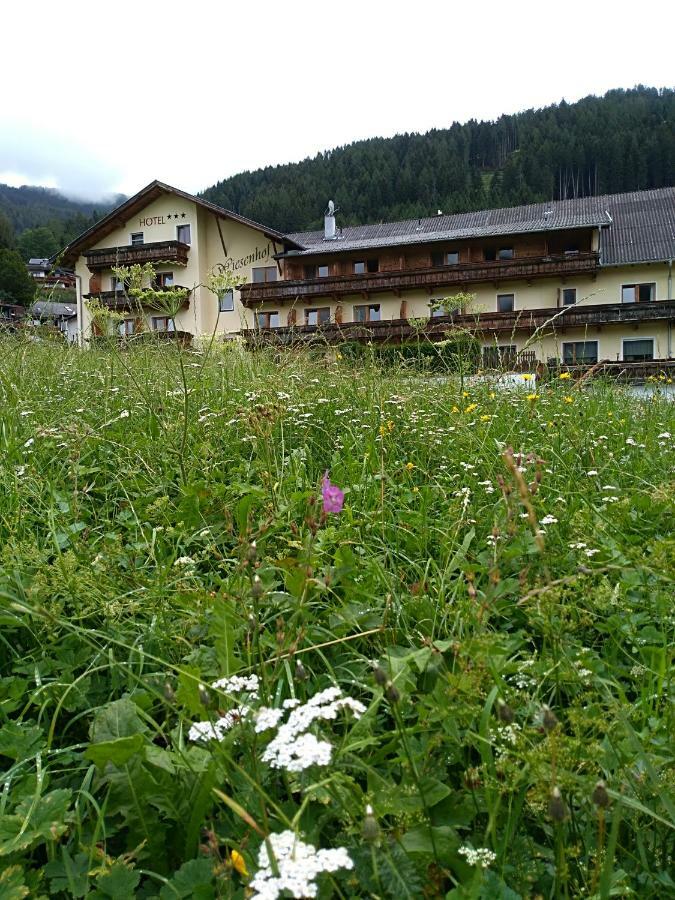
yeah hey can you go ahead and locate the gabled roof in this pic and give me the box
[60,180,303,265]
[284,187,675,265]
[31,301,77,318]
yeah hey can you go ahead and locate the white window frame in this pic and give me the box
[561,339,598,365]
[353,303,381,323]
[621,337,655,362]
[496,292,515,313]
[176,223,191,245]
[621,282,656,304]
[130,232,144,245]
[561,287,577,307]
[219,289,235,313]
[306,307,331,326]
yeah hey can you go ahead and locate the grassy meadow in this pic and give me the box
[0,338,674,899]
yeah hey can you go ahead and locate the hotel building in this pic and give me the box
[62,183,674,369]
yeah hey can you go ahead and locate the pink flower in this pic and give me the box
[321,472,344,514]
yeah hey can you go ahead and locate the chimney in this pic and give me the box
[324,200,336,240]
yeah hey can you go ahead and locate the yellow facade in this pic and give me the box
[71,185,673,364]
[75,192,282,340]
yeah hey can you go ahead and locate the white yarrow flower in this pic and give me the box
[458,845,497,868]
[540,514,558,525]
[250,830,353,900]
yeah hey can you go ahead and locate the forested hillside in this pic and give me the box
[202,86,674,232]
[0,185,120,259]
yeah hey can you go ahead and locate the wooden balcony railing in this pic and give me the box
[83,286,191,311]
[240,252,600,305]
[85,240,190,270]
[243,298,675,346]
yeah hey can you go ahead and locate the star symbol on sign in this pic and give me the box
[174,213,180,218]
[167,214,172,219]
[181,212,186,218]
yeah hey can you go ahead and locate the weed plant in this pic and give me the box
[0,338,673,898]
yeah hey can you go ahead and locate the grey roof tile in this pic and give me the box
[284,188,675,265]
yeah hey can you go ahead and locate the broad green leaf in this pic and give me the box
[90,698,147,743]
[84,733,146,769]
[93,863,141,899]
[159,858,215,899]
[0,789,72,856]
[0,721,44,761]
[44,849,90,898]
[0,865,30,900]
[400,824,459,864]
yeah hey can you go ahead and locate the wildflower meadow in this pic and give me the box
[0,338,673,899]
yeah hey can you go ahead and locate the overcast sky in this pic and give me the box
[2,0,672,200]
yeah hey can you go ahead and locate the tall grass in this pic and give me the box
[0,336,673,899]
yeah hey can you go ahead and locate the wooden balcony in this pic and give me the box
[243,299,675,346]
[240,252,600,305]
[85,240,190,270]
[83,286,191,311]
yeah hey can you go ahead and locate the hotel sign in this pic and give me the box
[216,242,273,273]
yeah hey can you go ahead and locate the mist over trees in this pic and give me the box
[202,87,674,232]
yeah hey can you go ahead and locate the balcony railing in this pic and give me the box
[243,298,675,346]
[85,240,190,270]
[241,252,600,305]
[83,286,191,311]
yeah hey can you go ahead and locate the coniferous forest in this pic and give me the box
[201,86,674,232]
[0,86,672,259]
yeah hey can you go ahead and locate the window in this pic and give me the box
[353,261,366,274]
[130,232,144,245]
[111,275,125,292]
[304,264,317,278]
[118,319,135,336]
[497,247,514,260]
[256,311,280,328]
[176,224,191,244]
[497,293,515,313]
[562,341,598,365]
[306,307,331,326]
[252,266,278,283]
[562,288,577,306]
[219,289,234,312]
[155,272,174,288]
[621,283,655,303]
[152,316,176,332]
[318,265,330,278]
[353,304,381,323]
[432,251,460,266]
[564,245,579,256]
[367,258,379,273]
[484,248,496,261]
[623,338,654,362]
[483,345,517,368]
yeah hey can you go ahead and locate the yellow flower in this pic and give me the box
[526,394,538,401]
[489,391,496,399]
[464,403,478,413]
[387,420,394,432]
[462,391,470,398]
[231,849,249,877]
[336,352,343,360]
[559,372,571,380]
[522,373,534,381]
[405,461,415,471]
[451,405,460,414]
[412,486,419,493]
[563,396,574,404]
[480,414,491,422]
[379,424,386,436]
